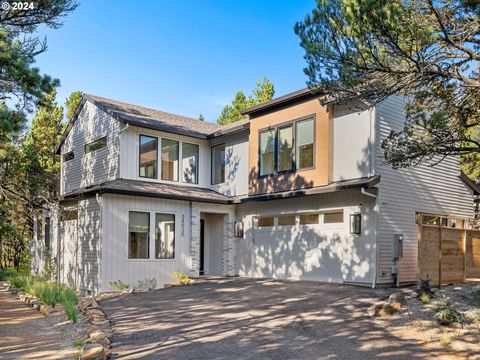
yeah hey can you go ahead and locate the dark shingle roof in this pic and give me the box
[85,94,221,138]
[56,94,251,153]
[61,179,233,204]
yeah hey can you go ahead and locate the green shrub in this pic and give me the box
[434,296,462,325]
[420,292,430,304]
[138,278,157,291]
[63,300,78,323]
[3,271,78,322]
[439,329,451,346]
[416,276,434,297]
[473,288,480,303]
[172,271,192,285]
[109,280,129,291]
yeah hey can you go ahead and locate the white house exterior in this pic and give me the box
[31,90,478,295]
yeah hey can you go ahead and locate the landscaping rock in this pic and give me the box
[368,301,399,317]
[40,304,54,315]
[80,343,109,360]
[388,293,406,307]
[86,308,107,323]
[164,283,174,288]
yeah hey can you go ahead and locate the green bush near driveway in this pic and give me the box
[0,268,78,322]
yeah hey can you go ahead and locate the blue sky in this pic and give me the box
[34,0,315,123]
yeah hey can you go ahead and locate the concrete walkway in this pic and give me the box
[0,285,75,359]
[100,278,455,360]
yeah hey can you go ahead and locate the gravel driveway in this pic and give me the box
[100,278,443,359]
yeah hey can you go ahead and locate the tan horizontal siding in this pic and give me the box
[248,99,332,195]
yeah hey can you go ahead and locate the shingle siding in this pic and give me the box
[61,101,120,195]
[77,198,101,294]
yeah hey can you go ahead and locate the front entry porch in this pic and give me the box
[190,202,236,278]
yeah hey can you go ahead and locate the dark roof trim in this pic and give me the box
[240,88,326,117]
[61,182,232,205]
[207,120,250,139]
[56,95,89,154]
[241,175,380,202]
[459,171,480,196]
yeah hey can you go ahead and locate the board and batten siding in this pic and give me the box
[375,96,475,284]
[236,190,378,285]
[60,101,120,195]
[100,194,192,292]
[119,125,211,188]
[210,131,249,196]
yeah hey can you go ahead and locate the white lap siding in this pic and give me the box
[375,96,475,285]
[101,194,193,292]
[236,190,378,286]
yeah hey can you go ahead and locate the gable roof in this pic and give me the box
[459,171,480,196]
[56,94,249,154]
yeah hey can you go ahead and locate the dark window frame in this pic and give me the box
[155,213,175,259]
[128,211,150,259]
[63,151,74,162]
[211,143,226,185]
[295,117,316,171]
[85,136,107,154]
[257,114,316,178]
[181,142,199,184]
[139,134,158,179]
[161,138,180,182]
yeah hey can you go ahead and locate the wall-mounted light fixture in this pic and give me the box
[350,213,361,235]
[234,221,244,238]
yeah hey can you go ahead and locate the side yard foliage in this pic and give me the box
[0,268,78,322]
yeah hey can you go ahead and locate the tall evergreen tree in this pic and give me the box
[217,78,275,125]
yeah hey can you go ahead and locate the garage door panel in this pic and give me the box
[253,227,364,283]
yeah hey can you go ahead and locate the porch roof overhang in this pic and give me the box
[59,176,380,205]
[60,179,233,204]
[238,175,381,203]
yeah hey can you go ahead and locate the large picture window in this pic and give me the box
[277,125,293,172]
[211,144,225,184]
[296,118,314,169]
[128,211,149,259]
[161,139,179,181]
[182,143,198,184]
[259,130,275,176]
[139,135,158,178]
[155,213,175,259]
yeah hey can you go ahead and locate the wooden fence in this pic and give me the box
[418,225,480,286]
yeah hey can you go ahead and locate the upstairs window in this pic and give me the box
[85,136,107,154]
[296,118,314,169]
[161,139,179,182]
[139,135,158,178]
[182,143,199,184]
[259,130,275,176]
[211,144,225,184]
[277,125,293,172]
[63,151,74,162]
[258,117,315,176]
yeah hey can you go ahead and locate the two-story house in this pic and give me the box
[31,89,480,295]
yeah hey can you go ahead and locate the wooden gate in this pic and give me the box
[418,219,480,285]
